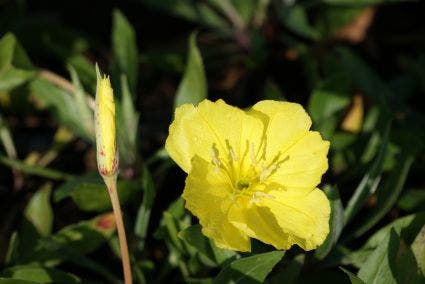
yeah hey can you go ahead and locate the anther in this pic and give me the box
[229,148,237,162]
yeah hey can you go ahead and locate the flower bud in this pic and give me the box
[95,66,118,177]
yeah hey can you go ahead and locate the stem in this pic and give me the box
[104,176,133,284]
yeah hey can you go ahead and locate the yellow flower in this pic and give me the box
[165,99,330,252]
[95,68,118,177]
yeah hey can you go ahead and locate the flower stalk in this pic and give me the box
[95,65,132,284]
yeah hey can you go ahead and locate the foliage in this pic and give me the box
[0,0,424,283]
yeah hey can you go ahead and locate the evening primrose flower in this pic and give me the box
[165,99,330,252]
[95,68,118,177]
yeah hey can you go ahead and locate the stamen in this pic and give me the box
[211,146,221,174]
[229,148,237,162]
[259,163,278,181]
[254,191,275,199]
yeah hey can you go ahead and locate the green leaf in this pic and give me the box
[134,166,157,249]
[0,279,40,284]
[411,225,425,275]
[340,267,365,284]
[24,183,53,236]
[67,55,96,92]
[357,229,399,284]
[316,6,366,37]
[174,32,207,109]
[36,238,120,283]
[338,48,391,115]
[112,9,138,94]
[53,175,140,212]
[29,78,92,140]
[178,224,237,266]
[68,65,94,140]
[352,152,415,238]
[279,6,320,40]
[0,155,74,181]
[53,213,116,255]
[230,0,264,24]
[2,265,80,284]
[364,213,425,250]
[142,0,229,29]
[398,189,425,212]
[116,75,139,165]
[315,186,344,259]
[0,33,35,91]
[344,122,390,224]
[308,74,351,139]
[269,254,304,284]
[0,114,17,159]
[213,251,284,284]
[355,228,423,283]
[324,0,409,4]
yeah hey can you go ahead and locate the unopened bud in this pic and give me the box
[95,66,118,177]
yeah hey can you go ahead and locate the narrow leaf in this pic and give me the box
[411,225,425,275]
[134,167,156,249]
[353,152,415,238]
[24,184,53,236]
[316,185,344,259]
[112,9,138,94]
[2,265,80,284]
[357,229,399,284]
[344,122,390,224]
[340,267,366,284]
[213,251,284,284]
[174,32,207,108]
[178,224,236,266]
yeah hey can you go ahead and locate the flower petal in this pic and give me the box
[166,99,264,173]
[252,187,330,250]
[182,156,251,251]
[268,131,330,191]
[249,100,312,162]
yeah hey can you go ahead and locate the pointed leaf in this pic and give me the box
[411,225,425,275]
[24,184,53,236]
[352,152,415,238]
[316,185,344,259]
[213,251,284,284]
[178,224,236,266]
[357,229,399,284]
[174,33,207,108]
[134,167,156,249]
[2,265,80,284]
[112,9,138,93]
[0,33,35,91]
[340,267,365,284]
[344,122,390,224]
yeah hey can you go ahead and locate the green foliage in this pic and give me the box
[112,9,139,94]
[0,33,35,91]
[213,251,284,284]
[24,184,53,237]
[1,0,424,283]
[174,32,207,108]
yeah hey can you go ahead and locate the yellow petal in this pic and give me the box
[166,99,263,173]
[182,156,250,251]
[268,131,330,192]
[254,187,330,250]
[249,100,312,162]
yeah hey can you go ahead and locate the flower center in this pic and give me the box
[211,139,289,194]
[237,180,250,190]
